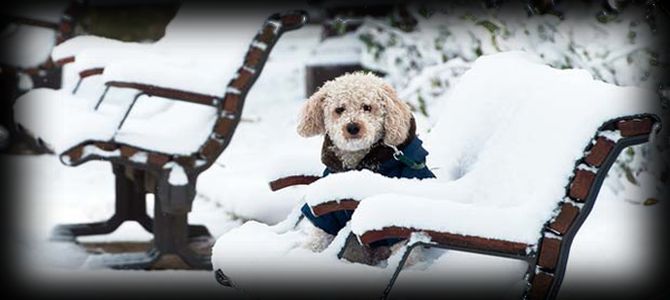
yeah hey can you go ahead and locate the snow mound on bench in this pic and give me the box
[14,88,218,155]
[302,51,659,244]
[0,25,56,69]
[51,35,144,63]
[13,88,121,153]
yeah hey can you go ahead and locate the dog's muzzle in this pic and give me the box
[346,123,360,136]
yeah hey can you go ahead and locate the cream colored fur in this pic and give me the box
[297,72,413,168]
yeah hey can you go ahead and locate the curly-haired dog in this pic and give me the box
[296,72,435,264]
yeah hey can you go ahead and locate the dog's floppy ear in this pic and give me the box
[381,83,412,145]
[297,87,327,137]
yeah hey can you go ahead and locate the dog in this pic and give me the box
[296,72,435,264]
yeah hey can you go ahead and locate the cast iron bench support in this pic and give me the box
[51,163,212,269]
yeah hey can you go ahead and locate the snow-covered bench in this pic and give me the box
[216,51,662,297]
[1,1,82,88]
[13,9,308,270]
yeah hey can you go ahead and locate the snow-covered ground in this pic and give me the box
[7,18,665,300]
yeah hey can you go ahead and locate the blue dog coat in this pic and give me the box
[301,119,435,236]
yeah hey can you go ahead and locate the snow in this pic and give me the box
[17,72,34,90]
[101,56,236,97]
[113,95,218,155]
[262,153,324,181]
[7,5,665,298]
[598,130,623,142]
[165,162,188,186]
[51,35,146,61]
[51,35,145,62]
[51,3,282,94]
[13,3,297,156]
[0,24,56,68]
[13,88,123,154]
[300,51,660,244]
[1,2,66,68]
[13,88,218,156]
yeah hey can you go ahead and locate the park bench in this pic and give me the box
[216,51,662,298]
[1,1,83,89]
[13,8,308,270]
[1,1,85,152]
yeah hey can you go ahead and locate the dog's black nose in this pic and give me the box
[346,123,360,135]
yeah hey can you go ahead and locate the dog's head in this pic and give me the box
[297,72,412,152]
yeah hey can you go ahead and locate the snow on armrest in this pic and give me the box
[303,170,442,208]
[102,57,237,99]
[350,194,546,246]
[265,154,324,191]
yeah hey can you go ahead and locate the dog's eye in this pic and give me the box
[362,104,372,112]
[335,107,345,114]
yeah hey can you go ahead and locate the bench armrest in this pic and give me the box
[268,175,321,191]
[106,81,222,107]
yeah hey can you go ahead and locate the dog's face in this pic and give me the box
[322,83,385,151]
[297,72,412,152]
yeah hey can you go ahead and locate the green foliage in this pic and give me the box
[79,4,178,42]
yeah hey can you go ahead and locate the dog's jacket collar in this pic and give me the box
[320,118,435,179]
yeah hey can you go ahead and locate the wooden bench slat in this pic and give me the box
[548,202,579,235]
[584,137,614,167]
[617,118,654,137]
[569,170,596,201]
[537,237,561,271]
[359,226,529,256]
[269,175,321,191]
[312,199,359,217]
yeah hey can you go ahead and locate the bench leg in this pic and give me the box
[105,198,212,270]
[50,165,151,241]
[51,164,212,270]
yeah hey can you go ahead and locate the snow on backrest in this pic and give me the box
[423,51,659,207]
[159,3,279,58]
[101,4,282,97]
[114,95,218,155]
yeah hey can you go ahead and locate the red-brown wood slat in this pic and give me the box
[257,24,276,44]
[359,226,529,256]
[120,145,139,158]
[147,152,170,167]
[269,175,321,191]
[312,199,359,217]
[280,14,304,28]
[55,56,75,66]
[222,94,242,114]
[527,272,554,300]
[79,68,104,78]
[63,146,83,163]
[244,47,264,68]
[584,137,614,167]
[229,68,254,91]
[617,118,654,137]
[213,118,236,137]
[569,170,596,201]
[200,138,223,161]
[537,237,561,271]
[548,203,579,235]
